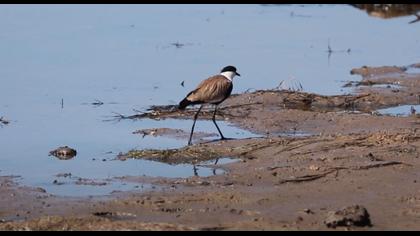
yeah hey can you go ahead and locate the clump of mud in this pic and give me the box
[324,205,372,228]
[117,146,223,165]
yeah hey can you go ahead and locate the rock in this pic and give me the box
[324,205,372,228]
[49,146,77,160]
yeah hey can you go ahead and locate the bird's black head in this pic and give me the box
[221,65,241,76]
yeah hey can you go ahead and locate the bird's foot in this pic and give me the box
[220,136,236,141]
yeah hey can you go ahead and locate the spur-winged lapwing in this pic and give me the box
[179,65,240,145]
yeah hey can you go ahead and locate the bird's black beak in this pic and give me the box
[236,72,241,76]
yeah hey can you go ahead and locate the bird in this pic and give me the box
[179,65,241,145]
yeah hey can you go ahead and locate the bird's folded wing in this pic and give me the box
[187,75,231,103]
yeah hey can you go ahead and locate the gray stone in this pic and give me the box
[324,205,372,228]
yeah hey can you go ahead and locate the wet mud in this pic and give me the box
[2,63,420,230]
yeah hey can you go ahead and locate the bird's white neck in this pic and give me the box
[220,71,235,82]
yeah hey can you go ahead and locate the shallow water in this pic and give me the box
[406,66,420,74]
[0,113,255,196]
[0,4,419,196]
[377,104,420,117]
[341,83,403,95]
[40,157,237,197]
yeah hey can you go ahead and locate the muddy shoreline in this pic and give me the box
[1,64,420,230]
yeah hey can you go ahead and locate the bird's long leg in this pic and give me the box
[188,105,203,145]
[212,105,226,140]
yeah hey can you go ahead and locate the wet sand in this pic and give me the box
[1,63,420,230]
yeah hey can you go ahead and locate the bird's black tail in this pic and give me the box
[178,98,191,110]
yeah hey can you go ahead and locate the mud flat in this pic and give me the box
[1,63,420,230]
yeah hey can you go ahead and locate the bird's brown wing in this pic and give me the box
[186,75,232,104]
